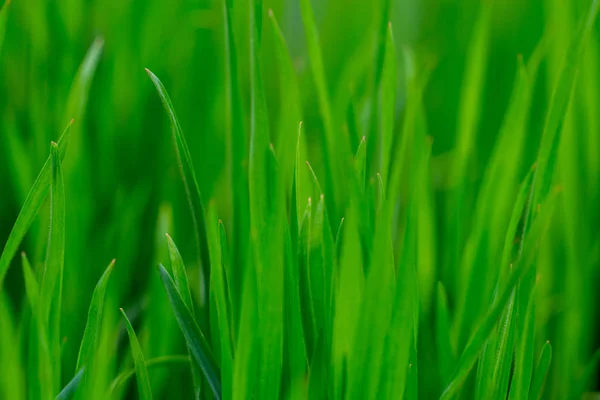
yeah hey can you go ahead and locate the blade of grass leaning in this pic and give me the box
[508,286,537,400]
[76,259,115,371]
[440,192,558,399]
[21,252,39,310]
[157,264,221,399]
[165,234,203,399]
[120,309,153,400]
[145,68,210,305]
[0,121,71,290]
[355,136,366,192]
[0,37,102,289]
[55,368,85,400]
[107,355,191,395]
[528,341,552,400]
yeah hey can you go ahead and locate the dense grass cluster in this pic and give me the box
[1,0,600,398]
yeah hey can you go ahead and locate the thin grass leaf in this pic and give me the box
[436,282,455,386]
[55,368,85,400]
[145,68,210,304]
[440,193,558,399]
[355,137,366,192]
[528,341,552,400]
[76,259,115,371]
[379,22,396,185]
[207,206,233,399]
[120,309,153,400]
[0,122,71,290]
[157,264,221,399]
[508,286,537,400]
[107,355,190,395]
[21,252,39,310]
[165,234,194,315]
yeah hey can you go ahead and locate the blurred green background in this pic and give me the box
[0,0,599,398]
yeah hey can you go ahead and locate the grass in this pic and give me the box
[1,0,600,399]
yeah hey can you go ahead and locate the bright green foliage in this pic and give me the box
[1,0,600,399]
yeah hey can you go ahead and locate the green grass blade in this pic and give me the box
[145,68,210,304]
[436,282,455,386]
[76,259,115,371]
[354,137,366,192]
[165,234,195,316]
[379,22,396,184]
[508,286,537,400]
[157,264,221,399]
[528,341,552,400]
[37,142,66,393]
[55,368,85,400]
[107,355,191,396]
[21,252,39,310]
[120,309,153,400]
[0,122,71,290]
[573,348,600,398]
[207,206,233,399]
[440,193,557,399]
[531,0,600,211]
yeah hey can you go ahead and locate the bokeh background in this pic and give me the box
[1,0,599,398]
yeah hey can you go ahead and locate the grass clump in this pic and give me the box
[1,0,600,399]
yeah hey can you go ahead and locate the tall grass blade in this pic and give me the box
[528,341,552,400]
[120,309,153,400]
[157,264,221,399]
[55,368,85,400]
[21,252,39,310]
[145,69,210,304]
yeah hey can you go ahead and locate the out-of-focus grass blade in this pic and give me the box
[207,206,233,399]
[107,355,191,395]
[145,69,210,304]
[573,348,600,398]
[120,309,153,400]
[354,137,366,192]
[222,0,248,327]
[21,252,39,309]
[0,122,71,290]
[157,265,221,399]
[299,0,346,217]
[531,0,600,211]
[440,193,557,399]
[62,37,104,125]
[0,293,26,400]
[379,22,396,184]
[0,0,10,55]
[436,282,455,386]
[76,259,115,371]
[55,367,85,400]
[268,8,302,195]
[528,341,552,400]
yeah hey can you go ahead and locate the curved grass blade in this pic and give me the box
[76,259,115,371]
[107,355,190,395]
[55,368,85,400]
[145,69,210,304]
[0,122,71,290]
[440,193,557,399]
[21,252,39,310]
[0,37,103,290]
[120,308,153,400]
[528,341,552,400]
[508,287,537,400]
[158,264,221,399]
